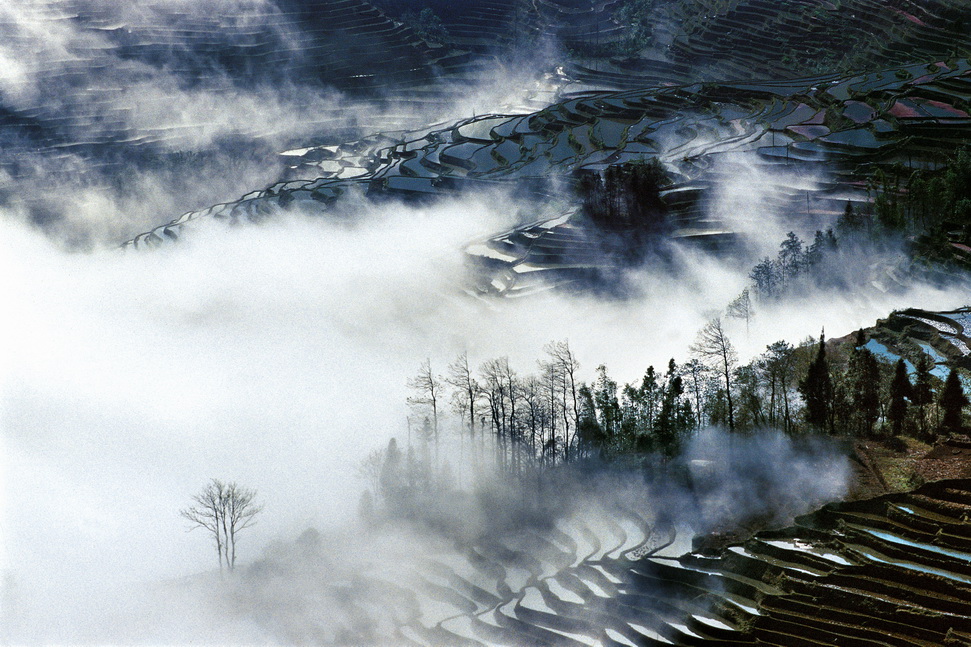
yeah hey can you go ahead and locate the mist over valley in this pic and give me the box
[6,1,971,644]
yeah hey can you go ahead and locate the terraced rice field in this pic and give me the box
[0,0,441,148]
[378,0,966,92]
[0,0,524,206]
[129,58,971,295]
[253,480,971,645]
[872,307,971,374]
[400,0,971,93]
[560,0,971,91]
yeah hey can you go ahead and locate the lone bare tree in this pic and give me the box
[407,358,442,448]
[690,318,738,431]
[181,479,262,574]
[726,288,754,337]
[446,352,481,438]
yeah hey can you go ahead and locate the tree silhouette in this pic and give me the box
[888,359,912,437]
[691,318,737,431]
[407,358,442,451]
[726,288,753,336]
[940,369,968,433]
[181,479,262,573]
[848,345,880,437]
[799,333,833,433]
[911,355,935,439]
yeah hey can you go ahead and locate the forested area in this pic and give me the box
[358,322,968,518]
[359,149,971,517]
[410,329,963,457]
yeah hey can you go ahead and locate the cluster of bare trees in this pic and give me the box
[181,479,262,574]
[396,326,794,475]
[687,317,803,435]
[399,330,737,472]
[406,340,583,475]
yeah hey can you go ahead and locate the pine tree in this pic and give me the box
[848,346,881,437]
[837,200,865,237]
[379,437,404,500]
[592,364,621,440]
[799,333,833,432]
[804,230,827,268]
[911,355,935,439]
[577,384,604,457]
[888,359,912,437]
[656,359,685,454]
[761,340,795,432]
[777,232,805,288]
[750,258,778,300]
[940,369,968,433]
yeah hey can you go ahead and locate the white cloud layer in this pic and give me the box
[3,182,969,641]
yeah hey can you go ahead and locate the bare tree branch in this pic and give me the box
[690,318,738,431]
[181,478,262,573]
[407,358,442,447]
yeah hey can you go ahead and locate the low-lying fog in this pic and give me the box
[2,3,969,640]
[2,179,968,642]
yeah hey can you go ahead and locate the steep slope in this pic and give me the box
[127,59,971,295]
[489,0,971,91]
[862,307,971,374]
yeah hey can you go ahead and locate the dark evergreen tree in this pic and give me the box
[379,437,404,500]
[750,258,778,300]
[575,159,669,262]
[681,359,709,429]
[831,378,853,437]
[760,340,795,432]
[799,333,833,432]
[577,384,605,456]
[678,398,695,437]
[888,359,912,437]
[803,229,839,283]
[576,172,607,222]
[804,230,827,268]
[848,346,881,437]
[940,369,968,433]
[636,365,660,434]
[619,382,643,441]
[911,355,935,439]
[735,364,766,429]
[836,200,867,238]
[825,228,839,251]
[777,231,804,287]
[944,148,971,233]
[592,364,621,441]
[655,360,686,454]
[584,158,669,233]
[872,166,905,231]
[707,388,731,429]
